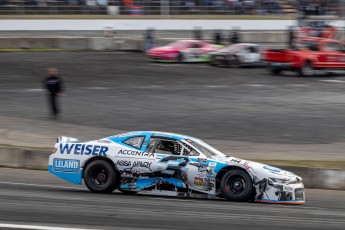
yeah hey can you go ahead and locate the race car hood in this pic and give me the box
[211,155,302,182]
[210,47,229,55]
[148,46,177,53]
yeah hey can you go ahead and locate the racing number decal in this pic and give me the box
[159,156,189,170]
[158,156,190,183]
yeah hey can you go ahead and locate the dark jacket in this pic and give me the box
[44,75,63,95]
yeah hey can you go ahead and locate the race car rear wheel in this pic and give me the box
[84,160,119,193]
[298,61,314,77]
[220,169,254,202]
[227,55,240,68]
[270,67,281,75]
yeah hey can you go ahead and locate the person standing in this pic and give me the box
[143,28,154,52]
[229,27,240,44]
[213,30,222,45]
[288,26,295,49]
[193,27,202,40]
[43,67,63,119]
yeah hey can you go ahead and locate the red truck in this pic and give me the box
[264,37,345,76]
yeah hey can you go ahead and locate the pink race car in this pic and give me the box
[146,40,223,63]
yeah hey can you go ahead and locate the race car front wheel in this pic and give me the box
[220,169,254,202]
[209,56,217,66]
[177,53,184,63]
[84,160,119,193]
[298,61,314,77]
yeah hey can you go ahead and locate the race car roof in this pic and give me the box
[113,131,194,141]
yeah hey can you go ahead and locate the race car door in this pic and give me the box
[183,41,203,62]
[179,141,217,194]
[144,136,217,194]
[240,45,261,64]
[323,41,345,68]
[145,136,190,189]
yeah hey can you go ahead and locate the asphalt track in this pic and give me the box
[0,51,345,230]
[0,168,343,230]
[1,51,345,145]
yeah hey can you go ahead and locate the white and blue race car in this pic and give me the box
[209,43,262,67]
[48,131,305,204]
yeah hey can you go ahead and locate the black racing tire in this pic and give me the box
[209,55,218,66]
[84,160,119,193]
[227,55,240,68]
[118,189,138,195]
[298,61,314,77]
[220,169,254,202]
[177,52,184,63]
[270,67,281,75]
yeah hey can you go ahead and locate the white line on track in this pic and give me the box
[24,89,44,92]
[318,79,345,83]
[0,181,85,190]
[205,85,227,88]
[82,87,108,90]
[0,223,100,230]
[287,84,310,87]
[6,87,111,93]
[245,84,266,87]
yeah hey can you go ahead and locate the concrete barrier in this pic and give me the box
[280,166,345,190]
[242,32,286,43]
[0,37,58,49]
[0,146,344,190]
[0,31,287,51]
[0,147,49,170]
[58,37,89,50]
[88,37,115,50]
[0,20,298,31]
[0,37,133,50]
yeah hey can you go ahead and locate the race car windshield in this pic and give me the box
[247,46,259,53]
[187,139,225,157]
[228,44,241,52]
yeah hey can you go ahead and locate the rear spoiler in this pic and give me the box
[56,136,80,143]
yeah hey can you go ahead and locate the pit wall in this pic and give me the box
[0,146,344,190]
[0,19,342,31]
[0,20,299,30]
[0,31,288,51]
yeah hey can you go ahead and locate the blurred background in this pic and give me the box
[0,1,345,230]
[0,0,341,16]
